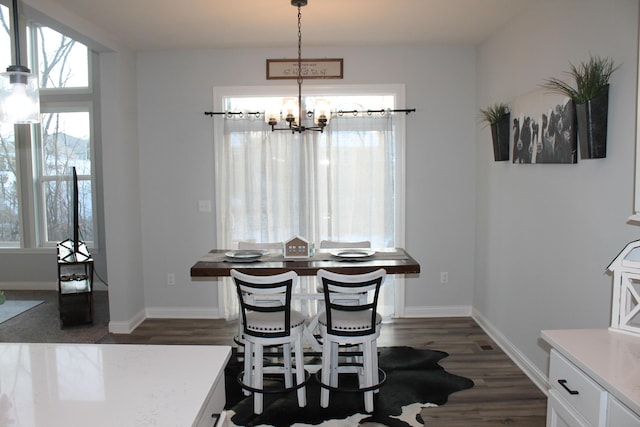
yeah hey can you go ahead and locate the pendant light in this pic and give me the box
[0,0,40,124]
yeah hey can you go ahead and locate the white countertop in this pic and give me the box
[0,343,231,427]
[541,328,640,415]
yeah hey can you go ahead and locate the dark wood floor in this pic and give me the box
[102,316,547,426]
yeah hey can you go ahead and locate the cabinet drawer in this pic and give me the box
[549,350,607,426]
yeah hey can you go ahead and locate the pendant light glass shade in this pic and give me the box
[0,66,40,124]
[264,102,280,126]
[314,98,331,126]
[282,97,299,125]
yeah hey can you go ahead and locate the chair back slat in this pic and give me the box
[231,269,297,339]
[318,268,386,337]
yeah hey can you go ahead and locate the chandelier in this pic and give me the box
[266,0,327,133]
[205,0,414,132]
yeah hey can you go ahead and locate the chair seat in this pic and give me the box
[246,309,305,333]
[319,310,381,332]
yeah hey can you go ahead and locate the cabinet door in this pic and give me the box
[608,397,640,426]
[547,389,591,427]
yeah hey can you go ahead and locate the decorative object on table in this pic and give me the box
[0,290,4,305]
[479,102,511,161]
[511,88,577,164]
[607,239,640,335]
[223,346,474,426]
[284,235,312,258]
[540,55,618,159]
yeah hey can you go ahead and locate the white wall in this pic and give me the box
[475,0,639,385]
[100,51,146,332]
[135,46,478,317]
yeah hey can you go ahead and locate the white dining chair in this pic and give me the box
[306,240,374,337]
[316,268,387,413]
[231,269,308,415]
[233,241,284,354]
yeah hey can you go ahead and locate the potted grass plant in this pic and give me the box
[479,102,510,161]
[540,55,618,159]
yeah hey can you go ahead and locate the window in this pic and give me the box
[214,85,406,317]
[0,3,96,249]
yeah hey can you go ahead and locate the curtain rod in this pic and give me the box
[204,108,415,117]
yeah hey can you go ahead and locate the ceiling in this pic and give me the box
[36,0,534,52]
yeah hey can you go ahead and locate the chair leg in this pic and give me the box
[372,340,380,394]
[320,338,331,408]
[253,343,264,415]
[283,343,293,389]
[294,336,307,408]
[330,341,339,388]
[242,340,252,397]
[363,340,374,413]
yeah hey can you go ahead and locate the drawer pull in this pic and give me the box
[558,379,579,395]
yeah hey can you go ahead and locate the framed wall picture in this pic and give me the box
[266,58,343,80]
[512,88,577,164]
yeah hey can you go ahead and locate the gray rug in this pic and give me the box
[0,300,44,324]
[0,290,109,343]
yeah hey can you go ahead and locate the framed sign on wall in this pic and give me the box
[266,58,343,80]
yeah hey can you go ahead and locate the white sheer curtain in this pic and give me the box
[214,104,402,320]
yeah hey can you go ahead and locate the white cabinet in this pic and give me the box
[542,329,640,427]
[547,350,607,426]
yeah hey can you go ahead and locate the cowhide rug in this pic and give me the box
[223,346,474,426]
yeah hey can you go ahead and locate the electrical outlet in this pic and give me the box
[198,200,211,213]
[167,273,175,286]
[440,272,449,284]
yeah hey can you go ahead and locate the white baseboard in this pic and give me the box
[145,306,221,319]
[472,307,548,395]
[403,305,472,317]
[109,308,146,334]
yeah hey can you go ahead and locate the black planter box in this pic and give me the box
[490,114,511,161]
[576,85,609,159]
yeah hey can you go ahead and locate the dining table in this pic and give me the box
[190,247,420,353]
[190,247,421,278]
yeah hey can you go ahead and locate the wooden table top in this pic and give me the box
[190,248,421,277]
